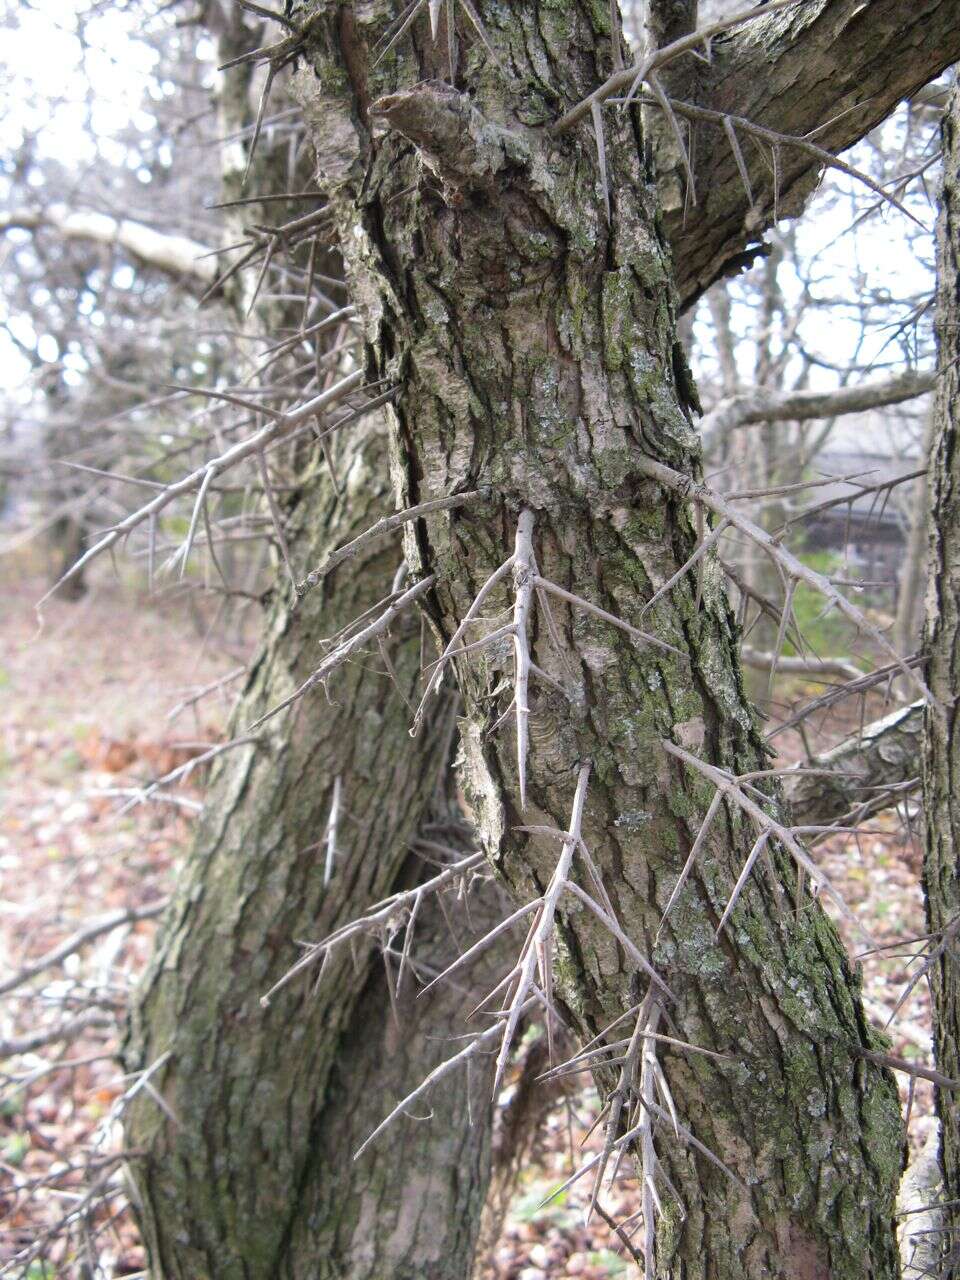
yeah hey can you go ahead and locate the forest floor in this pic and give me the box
[0,563,934,1280]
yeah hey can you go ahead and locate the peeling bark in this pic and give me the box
[293,5,903,1275]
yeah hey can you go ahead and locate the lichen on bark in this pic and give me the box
[290,3,904,1275]
[922,77,960,1280]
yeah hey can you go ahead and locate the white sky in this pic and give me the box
[1,2,161,165]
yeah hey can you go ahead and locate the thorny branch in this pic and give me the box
[552,0,806,134]
[296,489,481,598]
[636,453,934,705]
[246,571,437,731]
[37,368,368,608]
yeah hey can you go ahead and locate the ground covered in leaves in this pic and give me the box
[0,565,934,1279]
[0,564,241,1277]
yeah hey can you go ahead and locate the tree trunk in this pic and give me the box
[293,5,903,1277]
[921,76,960,1280]
[123,419,497,1278]
[49,512,89,601]
[124,9,504,1274]
[273,805,506,1280]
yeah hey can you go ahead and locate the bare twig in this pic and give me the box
[491,763,592,1098]
[0,902,169,999]
[297,490,480,598]
[260,852,485,1007]
[324,775,342,887]
[513,509,536,810]
[662,740,872,941]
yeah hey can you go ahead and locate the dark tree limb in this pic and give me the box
[922,75,960,1280]
[668,0,960,307]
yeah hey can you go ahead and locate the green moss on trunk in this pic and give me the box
[291,3,903,1274]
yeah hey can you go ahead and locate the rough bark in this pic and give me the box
[632,0,698,215]
[921,76,960,1280]
[123,420,496,1279]
[896,1128,944,1280]
[666,0,960,308]
[273,814,506,1280]
[294,5,903,1276]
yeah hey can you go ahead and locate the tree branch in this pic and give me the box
[700,371,935,450]
[0,206,217,285]
[668,0,960,307]
[740,646,863,684]
[785,700,923,829]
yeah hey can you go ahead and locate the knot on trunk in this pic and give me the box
[370,81,528,189]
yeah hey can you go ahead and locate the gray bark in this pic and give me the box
[922,75,960,1280]
[123,12,500,1278]
[293,5,905,1275]
[120,2,960,1274]
[897,1128,944,1280]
